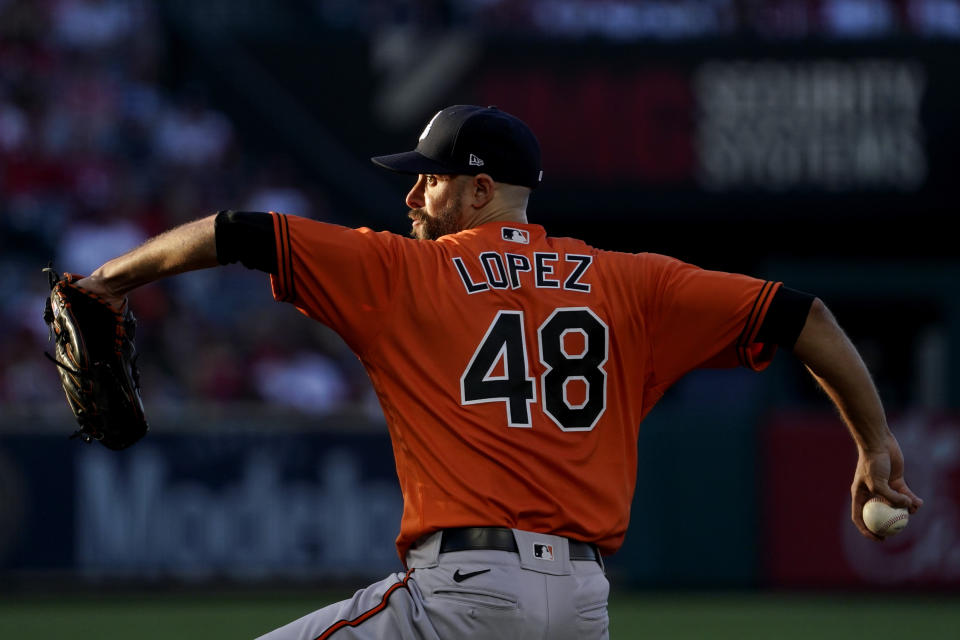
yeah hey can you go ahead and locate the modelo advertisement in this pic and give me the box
[3,411,956,587]
[0,409,762,587]
[761,412,960,588]
[0,432,402,581]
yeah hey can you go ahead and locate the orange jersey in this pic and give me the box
[270,215,781,561]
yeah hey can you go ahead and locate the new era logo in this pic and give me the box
[533,543,555,561]
[502,228,529,244]
[469,153,485,167]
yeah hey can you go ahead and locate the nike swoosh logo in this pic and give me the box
[453,568,491,583]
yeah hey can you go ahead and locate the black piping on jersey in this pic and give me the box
[735,284,816,365]
[735,281,776,368]
[314,569,415,639]
[277,213,295,302]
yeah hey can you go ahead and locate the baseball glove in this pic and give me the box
[42,266,148,450]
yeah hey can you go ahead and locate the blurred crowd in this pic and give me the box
[0,0,370,415]
[317,0,960,39]
[2,0,955,417]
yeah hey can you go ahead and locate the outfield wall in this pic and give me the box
[1,407,956,590]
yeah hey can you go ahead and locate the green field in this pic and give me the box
[0,591,957,639]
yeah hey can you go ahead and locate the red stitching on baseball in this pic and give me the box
[878,513,908,533]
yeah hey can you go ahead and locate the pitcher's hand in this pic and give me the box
[851,434,923,541]
[72,274,127,313]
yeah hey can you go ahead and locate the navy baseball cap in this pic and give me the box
[371,105,543,189]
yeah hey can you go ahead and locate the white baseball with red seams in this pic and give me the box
[862,496,909,537]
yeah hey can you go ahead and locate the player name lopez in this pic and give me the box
[452,252,593,294]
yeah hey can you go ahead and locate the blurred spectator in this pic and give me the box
[253,351,351,414]
[313,0,960,39]
[821,0,899,36]
[2,333,57,403]
[0,92,28,152]
[51,0,135,51]
[0,1,360,415]
[245,184,313,219]
[58,210,147,276]
[244,158,314,218]
[2,192,70,260]
[154,94,233,167]
[908,0,960,35]
[190,341,253,402]
[528,0,737,40]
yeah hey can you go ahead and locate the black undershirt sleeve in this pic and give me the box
[754,286,816,350]
[214,210,278,274]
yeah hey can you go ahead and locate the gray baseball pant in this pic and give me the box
[256,529,609,639]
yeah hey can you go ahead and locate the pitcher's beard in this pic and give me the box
[408,203,463,241]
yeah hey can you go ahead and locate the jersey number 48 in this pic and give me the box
[460,308,608,432]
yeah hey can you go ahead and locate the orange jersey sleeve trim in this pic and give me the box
[736,280,782,370]
[270,212,294,303]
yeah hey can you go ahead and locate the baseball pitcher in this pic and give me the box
[65,105,922,639]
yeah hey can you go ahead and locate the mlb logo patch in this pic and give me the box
[502,227,529,244]
[533,543,555,561]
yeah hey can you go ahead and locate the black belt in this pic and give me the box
[439,527,600,563]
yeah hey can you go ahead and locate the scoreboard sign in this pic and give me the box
[694,59,926,192]
[476,40,958,222]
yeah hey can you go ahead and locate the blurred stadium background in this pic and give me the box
[1,0,958,637]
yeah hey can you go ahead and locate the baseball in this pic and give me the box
[862,497,909,537]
